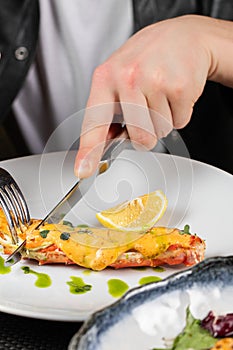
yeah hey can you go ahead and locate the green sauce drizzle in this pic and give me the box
[131,266,147,271]
[152,266,165,272]
[67,276,92,294]
[0,256,11,274]
[107,279,129,298]
[21,266,52,288]
[82,269,92,276]
[139,276,162,285]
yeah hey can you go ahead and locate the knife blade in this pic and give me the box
[4,129,129,266]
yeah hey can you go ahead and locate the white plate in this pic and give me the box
[0,150,232,321]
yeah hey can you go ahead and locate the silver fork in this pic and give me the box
[0,168,31,244]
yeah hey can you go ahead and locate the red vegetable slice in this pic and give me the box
[201,311,233,338]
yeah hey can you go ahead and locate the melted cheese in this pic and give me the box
[0,207,201,271]
[25,224,197,271]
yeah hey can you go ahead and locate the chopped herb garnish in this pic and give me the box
[40,230,50,238]
[60,232,70,240]
[78,228,93,234]
[62,220,74,228]
[76,224,89,228]
[66,276,92,294]
[22,266,30,274]
[180,224,191,235]
[67,283,92,293]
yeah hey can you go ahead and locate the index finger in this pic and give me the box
[74,102,115,178]
[75,62,118,178]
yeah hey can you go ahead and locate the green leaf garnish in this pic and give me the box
[60,232,70,240]
[76,224,89,228]
[152,307,217,350]
[40,230,50,238]
[62,220,74,228]
[180,224,191,235]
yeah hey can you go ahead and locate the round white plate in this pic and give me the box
[0,150,232,321]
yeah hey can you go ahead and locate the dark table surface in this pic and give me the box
[0,311,82,350]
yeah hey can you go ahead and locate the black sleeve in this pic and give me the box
[132,0,233,32]
[0,0,39,122]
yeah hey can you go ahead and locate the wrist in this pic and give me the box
[204,17,233,87]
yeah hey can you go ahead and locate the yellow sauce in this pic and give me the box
[24,225,195,271]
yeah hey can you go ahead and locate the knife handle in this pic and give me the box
[101,126,129,162]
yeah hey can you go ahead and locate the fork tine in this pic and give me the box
[7,183,31,225]
[0,168,31,244]
[0,189,18,244]
[3,185,21,227]
[3,185,23,226]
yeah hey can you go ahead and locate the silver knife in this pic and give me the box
[4,129,129,266]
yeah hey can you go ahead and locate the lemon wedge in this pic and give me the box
[96,190,168,232]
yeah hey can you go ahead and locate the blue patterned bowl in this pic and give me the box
[68,256,233,350]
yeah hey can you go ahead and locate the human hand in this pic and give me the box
[75,15,233,178]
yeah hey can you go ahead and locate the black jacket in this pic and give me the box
[0,0,233,173]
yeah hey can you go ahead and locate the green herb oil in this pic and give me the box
[131,266,147,271]
[107,279,129,298]
[67,276,92,294]
[21,266,52,288]
[139,276,162,285]
[0,256,11,274]
[152,266,165,272]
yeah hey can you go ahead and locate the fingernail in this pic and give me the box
[75,159,92,178]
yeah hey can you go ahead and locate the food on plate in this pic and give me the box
[153,307,233,350]
[96,190,168,231]
[0,215,205,271]
[201,311,233,338]
[0,191,205,271]
[210,338,233,349]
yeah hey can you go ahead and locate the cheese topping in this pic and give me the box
[25,224,198,271]
[0,209,203,271]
